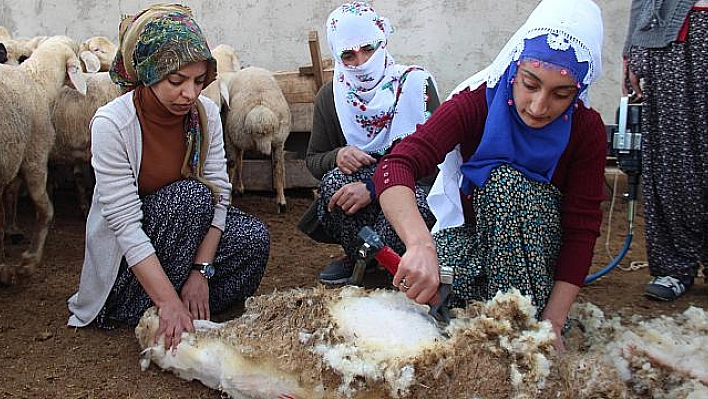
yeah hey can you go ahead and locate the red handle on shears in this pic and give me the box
[373,246,400,275]
[373,246,446,307]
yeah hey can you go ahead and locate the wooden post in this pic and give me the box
[308,30,325,92]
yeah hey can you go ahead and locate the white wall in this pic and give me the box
[0,0,629,122]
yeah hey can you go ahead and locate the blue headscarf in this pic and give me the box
[459,34,589,193]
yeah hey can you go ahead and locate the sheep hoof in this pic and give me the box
[20,251,40,273]
[0,264,26,285]
[277,203,287,214]
[0,264,12,285]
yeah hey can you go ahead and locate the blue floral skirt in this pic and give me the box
[434,165,562,315]
[96,179,269,328]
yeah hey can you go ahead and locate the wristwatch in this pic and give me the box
[192,262,215,280]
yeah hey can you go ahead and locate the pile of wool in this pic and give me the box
[567,301,708,398]
[136,286,632,398]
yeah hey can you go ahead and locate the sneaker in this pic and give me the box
[644,276,691,301]
[318,256,376,285]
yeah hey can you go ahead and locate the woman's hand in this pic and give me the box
[541,312,566,353]
[154,298,195,351]
[328,181,371,215]
[541,281,580,354]
[621,57,642,100]
[336,145,376,175]
[392,242,440,305]
[180,270,211,320]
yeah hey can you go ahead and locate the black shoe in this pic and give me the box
[318,256,376,285]
[644,276,692,301]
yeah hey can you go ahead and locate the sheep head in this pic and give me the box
[79,36,117,72]
[0,39,32,65]
[212,44,241,72]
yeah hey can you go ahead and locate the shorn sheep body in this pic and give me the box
[0,35,86,284]
[222,66,291,213]
[137,286,708,398]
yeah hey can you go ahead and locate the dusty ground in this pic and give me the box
[1,177,706,399]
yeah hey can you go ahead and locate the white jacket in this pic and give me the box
[67,91,231,327]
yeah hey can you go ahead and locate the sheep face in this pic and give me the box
[79,36,117,72]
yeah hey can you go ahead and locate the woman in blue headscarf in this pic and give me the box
[374,0,606,351]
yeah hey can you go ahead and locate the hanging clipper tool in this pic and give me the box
[349,225,454,326]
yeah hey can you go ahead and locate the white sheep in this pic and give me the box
[0,35,87,284]
[0,38,32,65]
[78,36,116,72]
[222,66,291,213]
[49,71,121,216]
[201,44,241,112]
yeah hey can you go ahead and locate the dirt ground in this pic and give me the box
[1,177,706,399]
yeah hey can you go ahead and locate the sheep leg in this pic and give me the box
[0,187,7,283]
[73,164,92,218]
[233,147,245,196]
[17,167,54,279]
[271,141,287,213]
[2,176,25,244]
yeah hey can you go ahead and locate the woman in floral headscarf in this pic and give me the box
[298,1,440,285]
[374,0,606,351]
[67,3,269,349]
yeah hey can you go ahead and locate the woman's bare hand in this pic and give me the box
[154,299,195,351]
[328,182,371,214]
[336,146,376,175]
[181,270,211,321]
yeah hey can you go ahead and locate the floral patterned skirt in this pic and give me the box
[434,164,562,315]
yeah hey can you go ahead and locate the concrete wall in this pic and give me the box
[0,0,629,122]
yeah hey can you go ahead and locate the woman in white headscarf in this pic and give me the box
[374,0,606,351]
[298,1,440,285]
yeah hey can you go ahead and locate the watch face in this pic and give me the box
[202,264,216,279]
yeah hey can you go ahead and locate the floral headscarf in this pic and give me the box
[110,3,216,91]
[326,1,436,155]
[110,3,217,194]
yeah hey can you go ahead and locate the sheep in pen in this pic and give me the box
[136,286,708,398]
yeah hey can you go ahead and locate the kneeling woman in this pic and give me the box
[67,4,269,349]
[374,0,606,351]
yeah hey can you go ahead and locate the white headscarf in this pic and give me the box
[450,0,602,106]
[428,0,604,233]
[325,1,436,155]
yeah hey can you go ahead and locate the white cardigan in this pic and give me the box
[67,92,231,327]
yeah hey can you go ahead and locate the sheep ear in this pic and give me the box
[231,55,241,72]
[79,50,100,73]
[219,79,230,111]
[66,58,87,95]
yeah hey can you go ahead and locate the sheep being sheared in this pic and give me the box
[222,66,291,213]
[0,35,86,284]
[137,287,634,399]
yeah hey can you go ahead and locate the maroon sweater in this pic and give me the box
[374,85,607,286]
